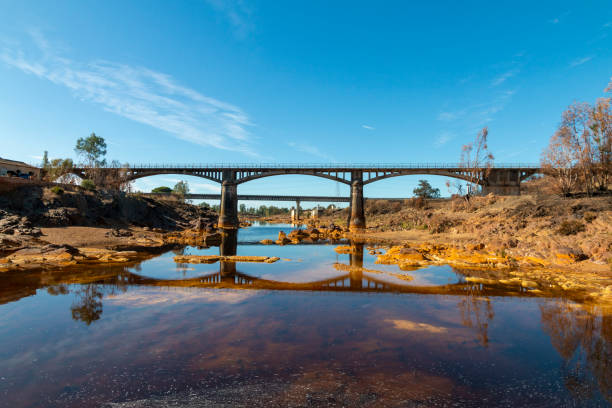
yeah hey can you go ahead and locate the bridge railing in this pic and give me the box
[80,162,541,170]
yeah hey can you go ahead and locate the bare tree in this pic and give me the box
[460,127,494,194]
[541,127,579,196]
[101,160,132,192]
[589,98,612,191]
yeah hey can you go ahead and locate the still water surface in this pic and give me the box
[0,223,610,407]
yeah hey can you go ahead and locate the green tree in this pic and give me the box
[240,203,247,213]
[75,132,107,167]
[173,180,189,196]
[152,186,172,194]
[41,151,49,169]
[413,180,440,198]
[45,158,74,183]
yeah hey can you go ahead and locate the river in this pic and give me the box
[0,223,610,407]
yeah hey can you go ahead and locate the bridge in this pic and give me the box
[76,163,540,230]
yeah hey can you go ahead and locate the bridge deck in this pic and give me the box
[141,193,416,202]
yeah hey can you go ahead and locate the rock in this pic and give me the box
[105,228,133,238]
[174,255,281,264]
[554,246,589,263]
[276,231,291,245]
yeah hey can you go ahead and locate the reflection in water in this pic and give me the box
[457,287,495,347]
[0,225,611,406]
[70,284,104,325]
[540,300,612,402]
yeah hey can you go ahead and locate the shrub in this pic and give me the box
[556,220,586,236]
[427,215,455,233]
[50,186,64,195]
[583,211,597,223]
[152,186,172,194]
[81,179,96,191]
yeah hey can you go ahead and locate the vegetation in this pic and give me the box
[75,132,107,167]
[413,179,440,198]
[43,158,74,183]
[460,127,494,194]
[556,220,586,236]
[80,179,96,191]
[173,181,189,196]
[541,84,611,196]
[152,186,173,194]
[239,205,290,216]
[41,151,49,169]
[50,186,64,195]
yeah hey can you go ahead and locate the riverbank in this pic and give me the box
[0,183,217,271]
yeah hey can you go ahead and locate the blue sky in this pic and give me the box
[1,0,611,204]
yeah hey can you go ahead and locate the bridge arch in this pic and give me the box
[362,170,478,186]
[237,171,351,185]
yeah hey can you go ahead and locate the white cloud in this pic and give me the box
[437,110,465,121]
[107,288,256,306]
[386,319,448,333]
[361,124,375,130]
[491,69,519,86]
[0,32,255,155]
[204,0,253,39]
[434,132,453,148]
[287,142,335,162]
[569,56,593,67]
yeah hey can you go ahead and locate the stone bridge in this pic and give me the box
[75,163,540,230]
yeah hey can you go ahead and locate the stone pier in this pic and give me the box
[483,169,522,195]
[349,171,365,232]
[218,170,239,229]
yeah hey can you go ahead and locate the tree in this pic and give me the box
[173,181,189,201]
[445,179,464,196]
[460,127,494,194]
[152,186,172,194]
[541,97,611,195]
[75,132,107,167]
[44,158,74,183]
[413,179,440,198]
[239,203,247,213]
[41,151,49,169]
[541,128,579,196]
[589,98,612,191]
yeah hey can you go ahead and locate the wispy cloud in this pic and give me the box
[287,142,335,162]
[361,124,375,130]
[0,32,255,155]
[434,132,454,148]
[204,0,253,39]
[437,109,466,122]
[491,69,519,86]
[549,11,570,25]
[569,56,593,67]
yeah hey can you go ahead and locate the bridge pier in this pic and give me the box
[349,242,364,289]
[218,171,239,229]
[483,169,521,196]
[349,171,365,232]
[220,229,238,278]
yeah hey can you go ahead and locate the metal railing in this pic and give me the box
[76,162,541,170]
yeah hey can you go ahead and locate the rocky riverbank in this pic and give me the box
[0,183,217,271]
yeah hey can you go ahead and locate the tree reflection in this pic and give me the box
[540,300,612,403]
[70,284,103,325]
[457,287,494,347]
[47,285,69,296]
